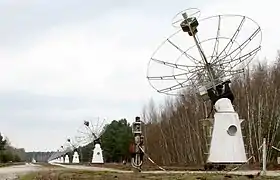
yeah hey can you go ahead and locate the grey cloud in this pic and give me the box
[0,0,133,50]
[0,90,144,121]
[0,0,202,51]
[0,91,92,110]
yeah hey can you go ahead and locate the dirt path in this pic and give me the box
[52,163,132,173]
[0,163,42,180]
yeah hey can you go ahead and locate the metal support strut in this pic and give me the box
[180,12,217,90]
[130,116,166,172]
[131,116,144,172]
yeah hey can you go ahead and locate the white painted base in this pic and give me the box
[64,155,70,163]
[31,158,36,163]
[72,151,80,164]
[60,157,64,163]
[207,98,247,163]
[92,144,104,164]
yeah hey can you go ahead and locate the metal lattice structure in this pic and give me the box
[48,144,72,162]
[147,9,262,97]
[75,117,106,147]
[67,138,79,150]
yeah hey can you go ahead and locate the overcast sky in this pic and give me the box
[0,0,279,152]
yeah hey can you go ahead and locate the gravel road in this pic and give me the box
[0,163,41,180]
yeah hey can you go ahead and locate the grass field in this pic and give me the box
[20,169,279,180]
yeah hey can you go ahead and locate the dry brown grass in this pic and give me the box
[20,169,279,180]
[88,162,204,171]
[87,162,280,171]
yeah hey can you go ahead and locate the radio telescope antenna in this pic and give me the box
[67,138,79,150]
[146,8,262,170]
[75,118,106,146]
[75,117,106,164]
[147,10,261,98]
[67,138,80,164]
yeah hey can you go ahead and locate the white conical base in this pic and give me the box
[91,144,104,164]
[64,155,70,163]
[60,156,64,163]
[207,98,247,163]
[72,151,80,164]
[31,158,36,163]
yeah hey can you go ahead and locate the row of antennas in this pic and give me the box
[48,117,107,161]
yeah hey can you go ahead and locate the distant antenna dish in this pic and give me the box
[75,117,106,147]
[48,144,71,162]
[67,138,79,150]
[147,12,262,98]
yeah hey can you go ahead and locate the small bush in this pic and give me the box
[0,150,14,163]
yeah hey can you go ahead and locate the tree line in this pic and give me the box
[0,133,25,163]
